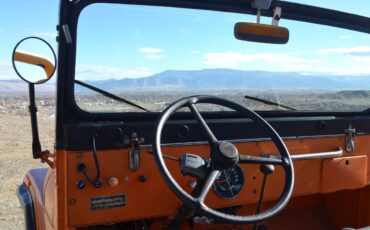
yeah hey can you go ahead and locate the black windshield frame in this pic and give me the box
[55,0,370,148]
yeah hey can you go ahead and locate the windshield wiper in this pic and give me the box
[244,95,297,111]
[75,80,150,112]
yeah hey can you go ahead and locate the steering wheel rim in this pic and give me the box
[152,95,294,224]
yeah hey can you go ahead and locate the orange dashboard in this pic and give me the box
[57,135,369,227]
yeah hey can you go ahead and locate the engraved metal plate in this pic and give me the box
[91,194,126,211]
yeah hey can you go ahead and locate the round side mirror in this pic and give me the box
[12,37,56,84]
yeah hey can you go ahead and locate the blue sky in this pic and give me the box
[0,0,58,80]
[1,0,369,81]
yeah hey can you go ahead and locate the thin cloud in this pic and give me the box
[178,28,190,35]
[142,54,163,60]
[139,47,164,54]
[316,46,370,63]
[76,64,151,81]
[203,52,320,68]
[139,47,164,60]
[339,35,351,40]
[316,46,370,56]
[33,31,57,39]
[0,62,18,80]
[202,51,370,75]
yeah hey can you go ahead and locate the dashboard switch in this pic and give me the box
[139,175,147,182]
[76,180,86,189]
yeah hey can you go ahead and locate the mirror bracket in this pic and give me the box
[272,7,282,26]
[28,83,42,159]
[251,0,272,24]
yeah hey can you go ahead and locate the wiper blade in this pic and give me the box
[75,80,150,112]
[244,95,296,111]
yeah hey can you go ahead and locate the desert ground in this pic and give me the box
[0,94,54,229]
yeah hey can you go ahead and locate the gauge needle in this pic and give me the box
[223,171,234,196]
[227,183,234,196]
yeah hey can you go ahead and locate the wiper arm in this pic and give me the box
[75,80,150,112]
[244,95,296,111]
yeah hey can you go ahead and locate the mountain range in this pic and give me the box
[0,80,55,93]
[84,69,370,91]
[2,69,370,92]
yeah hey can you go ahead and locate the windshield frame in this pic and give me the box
[60,0,370,122]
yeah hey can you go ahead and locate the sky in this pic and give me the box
[0,0,369,81]
[0,0,59,81]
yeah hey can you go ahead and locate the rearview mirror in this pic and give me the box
[234,22,289,44]
[12,37,56,84]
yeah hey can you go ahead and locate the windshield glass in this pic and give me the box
[75,3,370,113]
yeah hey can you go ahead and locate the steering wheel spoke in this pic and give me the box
[188,102,218,145]
[239,155,283,165]
[196,170,220,203]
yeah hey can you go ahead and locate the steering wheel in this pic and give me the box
[152,95,294,224]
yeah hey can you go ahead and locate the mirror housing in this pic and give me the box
[12,36,56,84]
[234,22,289,44]
[14,50,55,83]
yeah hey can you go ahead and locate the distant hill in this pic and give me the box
[0,80,55,93]
[83,69,370,91]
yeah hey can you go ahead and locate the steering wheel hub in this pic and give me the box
[212,141,239,169]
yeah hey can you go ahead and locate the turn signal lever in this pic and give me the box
[180,154,208,180]
[77,134,102,188]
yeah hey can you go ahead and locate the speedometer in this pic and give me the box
[213,165,244,199]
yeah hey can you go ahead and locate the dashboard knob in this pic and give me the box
[108,177,119,187]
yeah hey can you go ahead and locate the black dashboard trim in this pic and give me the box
[63,116,369,151]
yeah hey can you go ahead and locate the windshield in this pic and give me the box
[74,3,370,113]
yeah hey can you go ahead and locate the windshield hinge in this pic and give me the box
[344,125,356,153]
[125,133,145,171]
[62,24,72,44]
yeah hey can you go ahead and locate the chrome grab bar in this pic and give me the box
[290,147,343,161]
[265,147,343,161]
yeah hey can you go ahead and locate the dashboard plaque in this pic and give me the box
[91,194,126,210]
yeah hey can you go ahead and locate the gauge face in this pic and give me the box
[213,165,244,199]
